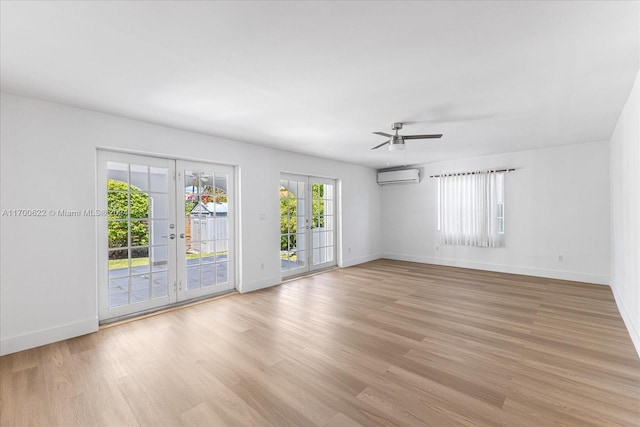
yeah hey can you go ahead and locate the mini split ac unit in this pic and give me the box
[377,169,420,185]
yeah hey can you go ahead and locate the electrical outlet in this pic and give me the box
[260,263,264,270]
[558,255,564,262]
[348,247,351,254]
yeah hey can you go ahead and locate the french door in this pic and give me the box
[97,151,235,321]
[280,173,336,278]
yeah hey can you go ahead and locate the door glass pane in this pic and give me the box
[184,167,229,291]
[131,274,151,303]
[296,250,305,268]
[107,162,129,184]
[150,167,168,193]
[216,262,228,284]
[325,215,334,231]
[109,277,129,307]
[202,263,216,287]
[130,220,149,246]
[151,271,168,299]
[310,181,335,268]
[151,245,168,271]
[216,240,228,262]
[280,178,305,273]
[130,165,149,192]
[106,160,169,310]
[187,266,201,291]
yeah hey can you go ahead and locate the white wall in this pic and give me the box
[610,70,640,356]
[0,93,382,355]
[382,141,610,285]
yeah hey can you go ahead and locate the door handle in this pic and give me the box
[179,233,185,239]
[162,234,176,240]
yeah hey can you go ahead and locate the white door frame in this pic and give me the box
[97,151,177,320]
[176,160,235,300]
[97,150,236,321]
[280,173,337,278]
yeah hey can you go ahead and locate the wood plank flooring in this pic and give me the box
[1,259,639,426]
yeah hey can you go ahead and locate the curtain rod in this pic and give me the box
[429,168,516,178]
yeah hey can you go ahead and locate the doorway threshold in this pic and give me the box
[99,289,238,328]
[281,265,338,283]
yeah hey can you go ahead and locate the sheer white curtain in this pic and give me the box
[438,171,504,247]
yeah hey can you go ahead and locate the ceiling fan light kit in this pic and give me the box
[371,122,442,151]
[389,139,405,151]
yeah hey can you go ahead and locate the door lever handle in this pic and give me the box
[162,234,176,240]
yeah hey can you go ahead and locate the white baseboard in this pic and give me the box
[382,253,610,285]
[1,317,99,356]
[238,254,383,293]
[239,275,282,293]
[341,253,382,268]
[610,285,640,359]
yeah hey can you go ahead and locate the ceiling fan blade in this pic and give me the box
[373,131,393,138]
[371,140,390,150]
[402,134,443,140]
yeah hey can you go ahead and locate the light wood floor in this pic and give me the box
[1,259,639,426]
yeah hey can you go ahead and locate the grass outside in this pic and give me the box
[108,251,227,269]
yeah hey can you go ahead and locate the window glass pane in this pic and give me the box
[129,194,150,219]
[216,240,229,262]
[324,184,334,200]
[107,192,129,218]
[109,277,129,307]
[130,274,150,303]
[201,242,215,263]
[325,215,334,231]
[150,220,168,246]
[187,266,201,291]
[130,165,149,192]
[109,250,129,277]
[214,217,228,239]
[202,263,216,287]
[325,247,334,263]
[107,162,129,185]
[150,194,169,220]
[131,246,149,273]
[130,220,150,246]
[325,200,334,216]
[201,173,215,195]
[150,167,168,193]
[325,231,334,247]
[151,271,168,299]
[151,245,168,271]
[216,261,229,284]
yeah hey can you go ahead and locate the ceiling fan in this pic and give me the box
[371,122,442,151]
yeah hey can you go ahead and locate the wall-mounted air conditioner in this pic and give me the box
[377,168,420,185]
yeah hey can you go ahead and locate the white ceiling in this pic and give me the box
[1,1,638,169]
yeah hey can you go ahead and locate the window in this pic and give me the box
[437,171,505,247]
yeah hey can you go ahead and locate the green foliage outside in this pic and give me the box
[280,189,297,251]
[280,183,325,251]
[108,180,149,257]
[108,251,225,269]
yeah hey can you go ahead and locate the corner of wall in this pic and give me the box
[611,285,640,358]
[341,253,382,268]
